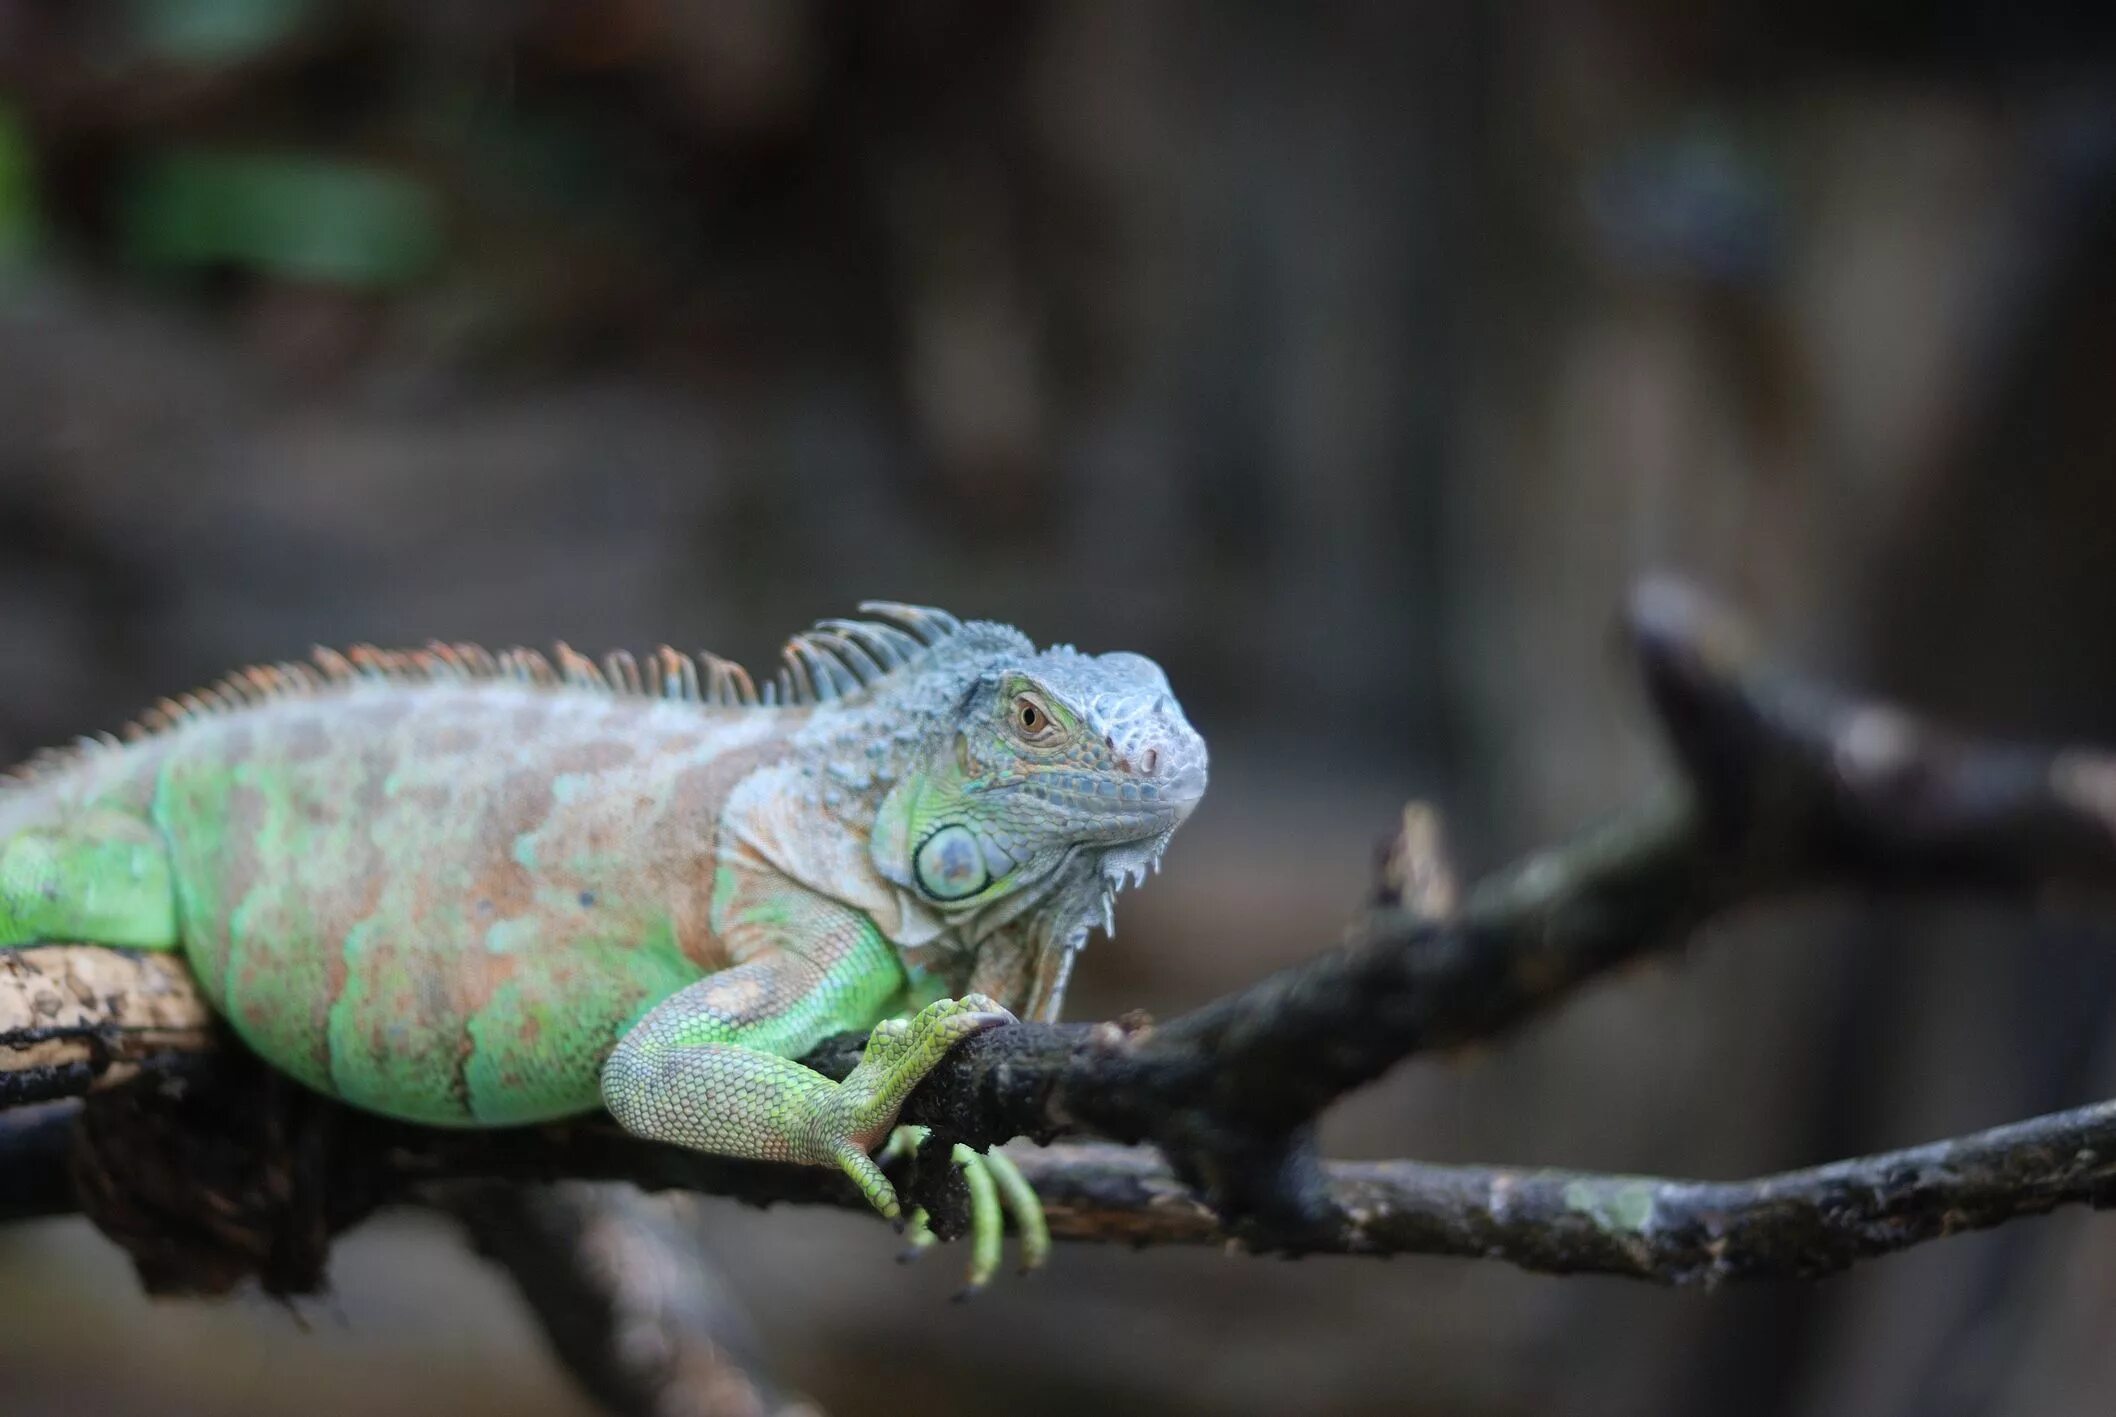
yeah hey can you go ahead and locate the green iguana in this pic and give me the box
[0,605,1207,1286]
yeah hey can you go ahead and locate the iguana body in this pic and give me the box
[0,606,1206,1269]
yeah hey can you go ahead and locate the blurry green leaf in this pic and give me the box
[123,150,443,287]
[0,108,38,293]
[127,0,317,65]
[0,106,40,268]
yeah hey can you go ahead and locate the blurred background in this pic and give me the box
[4,1,2116,1413]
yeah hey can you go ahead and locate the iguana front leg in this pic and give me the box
[599,894,1012,1219]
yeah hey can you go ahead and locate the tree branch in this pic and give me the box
[1008,1101,2116,1284]
[6,576,2116,1286]
[18,1093,2116,1289]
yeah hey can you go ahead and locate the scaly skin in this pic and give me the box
[0,605,1207,1286]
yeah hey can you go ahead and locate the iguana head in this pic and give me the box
[863,614,1207,957]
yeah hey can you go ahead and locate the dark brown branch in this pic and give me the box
[1009,1099,2116,1282]
[7,576,2116,1281]
[21,1087,2116,1287]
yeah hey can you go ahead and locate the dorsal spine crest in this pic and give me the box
[3,603,976,787]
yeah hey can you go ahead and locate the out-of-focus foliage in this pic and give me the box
[0,106,36,270]
[126,0,318,66]
[123,150,441,286]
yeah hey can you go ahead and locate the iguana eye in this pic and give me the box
[1012,696,1054,741]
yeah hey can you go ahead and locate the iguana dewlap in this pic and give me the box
[0,604,1206,1260]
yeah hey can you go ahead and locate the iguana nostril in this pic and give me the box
[1141,747,1159,776]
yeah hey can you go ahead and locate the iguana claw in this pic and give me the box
[885,1126,1051,1294]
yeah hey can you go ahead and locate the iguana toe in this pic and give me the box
[882,1126,1048,1291]
[980,1146,1050,1275]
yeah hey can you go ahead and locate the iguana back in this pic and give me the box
[4,658,806,1123]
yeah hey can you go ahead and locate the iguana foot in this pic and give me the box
[887,1128,1050,1295]
[827,994,1015,1220]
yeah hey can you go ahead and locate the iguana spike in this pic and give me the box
[857,602,963,647]
[312,645,355,682]
[788,635,862,701]
[779,659,807,704]
[700,652,755,707]
[817,618,916,671]
[604,649,643,695]
[506,648,556,685]
[424,642,469,679]
[808,629,886,686]
[689,652,720,705]
[656,646,696,701]
[875,624,926,664]
[553,643,603,690]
